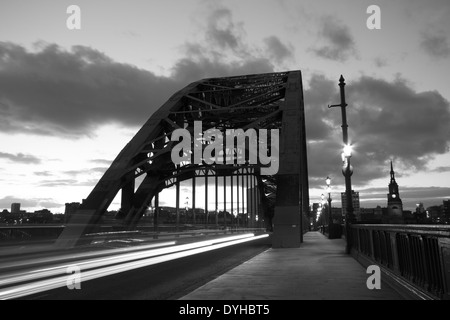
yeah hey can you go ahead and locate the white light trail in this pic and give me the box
[0,233,253,287]
[0,241,176,271]
[0,233,268,300]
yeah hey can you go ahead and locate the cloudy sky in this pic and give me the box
[0,0,449,213]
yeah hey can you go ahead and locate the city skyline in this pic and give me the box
[1,0,450,213]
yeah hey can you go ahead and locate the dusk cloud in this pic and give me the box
[91,167,109,174]
[62,167,107,176]
[263,36,294,64]
[34,171,53,177]
[0,196,61,211]
[205,7,243,51]
[420,33,450,59]
[171,56,274,85]
[348,76,450,169]
[39,179,78,187]
[0,6,276,139]
[304,74,450,188]
[173,6,275,84]
[311,17,357,62]
[356,186,450,210]
[90,159,112,165]
[432,166,450,173]
[0,152,41,164]
[0,42,178,138]
[304,74,339,141]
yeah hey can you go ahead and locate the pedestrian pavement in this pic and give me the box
[180,231,404,300]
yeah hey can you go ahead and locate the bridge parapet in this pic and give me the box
[351,224,450,300]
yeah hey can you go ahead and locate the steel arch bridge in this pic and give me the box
[56,70,309,248]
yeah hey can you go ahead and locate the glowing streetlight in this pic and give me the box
[326,176,332,237]
[328,75,355,254]
[343,144,353,158]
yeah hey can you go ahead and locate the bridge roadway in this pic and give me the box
[1,230,271,300]
[180,231,405,300]
[1,231,411,300]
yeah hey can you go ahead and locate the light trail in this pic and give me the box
[0,241,176,272]
[0,233,268,300]
[0,233,253,287]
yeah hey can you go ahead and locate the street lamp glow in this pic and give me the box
[343,144,353,158]
[329,75,354,253]
[326,176,331,186]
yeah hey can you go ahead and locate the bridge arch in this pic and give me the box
[56,71,309,248]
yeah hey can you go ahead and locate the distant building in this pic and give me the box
[426,205,442,224]
[374,206,383,217]
[331,207,343,224]
[11,203,21,214]
[311,203,320,218]
[443,200,450,221]
[402,210,415,223]
[415,202,426,222]
[387,161,403,223]
[33,209,53,224]
[360,208,377,223]
[341,190,360,221]
[359,206,383,223]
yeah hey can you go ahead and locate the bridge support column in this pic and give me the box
[242,171,245,228]
[231,174,234,228]
[192,175,196,224]
[273,71,308,248]
[215,173,219,227]
[246,173,250,228]
[205,170,208,227]
[224,176,227,229]
[176,167,180,232]
[236,171,240,228]
[253,174,257,227]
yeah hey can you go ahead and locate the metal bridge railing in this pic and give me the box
[351,224,450,300]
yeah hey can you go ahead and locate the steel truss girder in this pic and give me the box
[56,70,309,248]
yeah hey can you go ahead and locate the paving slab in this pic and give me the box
[180,231,404,300]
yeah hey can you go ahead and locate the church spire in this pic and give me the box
[387,160,403,222]
[390,160,396,182]
[388,160,401,199]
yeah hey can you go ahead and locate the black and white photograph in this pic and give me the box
[0,0,449,307]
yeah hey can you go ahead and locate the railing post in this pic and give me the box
[438,238,450,299]
[350,225,450,299]
[369,229,375,260]
[390,231,401,274]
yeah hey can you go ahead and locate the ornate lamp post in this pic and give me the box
[321,194,326,233]
[329,75,355,254]
[326,176,332,231]
[316,204,322,233]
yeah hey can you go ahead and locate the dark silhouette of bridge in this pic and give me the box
[56,70,310,249]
